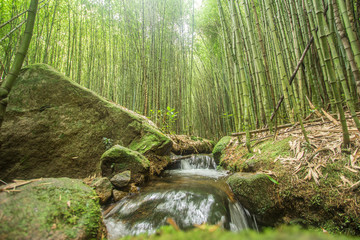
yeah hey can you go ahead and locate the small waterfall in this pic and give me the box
[180,155,217,169]
[104,154,257,239]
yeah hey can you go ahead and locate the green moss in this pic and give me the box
[121,225,356,240]
[227,173,275,219]
[212,136,232,163]
[0,178,102,239]
[129,128,172,155]
[100,145,150,179]
[255,137,292,160]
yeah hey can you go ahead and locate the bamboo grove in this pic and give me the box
[194,0,360,147]
[1,0,360,146]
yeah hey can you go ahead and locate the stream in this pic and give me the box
[104,154,258,239]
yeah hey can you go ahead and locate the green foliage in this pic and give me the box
[121,225,356,240]
[266,174,279,185]
[102,137,113,150]
[148,106,178,134]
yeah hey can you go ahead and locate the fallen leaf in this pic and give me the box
[166,218,180,231]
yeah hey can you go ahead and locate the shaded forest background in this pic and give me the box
[1,0,360,143]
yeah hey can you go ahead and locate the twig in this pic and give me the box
[349,181,360,191]
[0,10,27,29]
[321,108,339,125]
[0,179,7,185]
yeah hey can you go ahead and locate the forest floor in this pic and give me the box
[220,112,360,235]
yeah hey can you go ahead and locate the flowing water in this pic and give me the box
[104,154,257,239]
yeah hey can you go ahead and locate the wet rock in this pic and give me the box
[91,177,113,204]
[101,145,150,185]
[113,189,128,202]
[110,170,131,188]
[212,136,233,164]
[0,178,104,240]
[227,172,277,226]
[0,64,172,181]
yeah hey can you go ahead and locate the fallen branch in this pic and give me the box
[232,111,360,137]
[321,108,339,125]
[0,179,41,192]
[271,35,315,121]
[307,96,322,118]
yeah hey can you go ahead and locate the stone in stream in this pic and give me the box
[110,170,131,188]
[0,178,105,239]
[90,177,113,204]
[113,189,128,202]
[227,172,277,226]
[0,64,172,182]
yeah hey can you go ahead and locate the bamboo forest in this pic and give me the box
[1,0,360,239]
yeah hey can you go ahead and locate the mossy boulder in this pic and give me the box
[168,135,215,155]
[101,145,150,184]
[0,64,172,181]
[0,178,104,240]
[227,173,278,226]
[213,136,232,164]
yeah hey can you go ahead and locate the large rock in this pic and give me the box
[101,145,149,184]
[0,178,104,240]
[0,64,172,181]
[227,173,278,226]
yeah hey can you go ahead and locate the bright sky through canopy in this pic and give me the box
[194,0,202,9]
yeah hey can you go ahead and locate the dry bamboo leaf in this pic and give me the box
[353,148,359,158]
[296,151,304,161]
[304,169,312,181]
[340,176,353,186]
[208,225,219,232]
[345,166,358,173]
[167,218,180,231]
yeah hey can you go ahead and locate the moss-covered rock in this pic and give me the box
[212,136,233,164]
[0,178,104,240]
[0,64,172,181]
[101,145,150,184]
[227,173,277,226]
[168,135,214,155]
